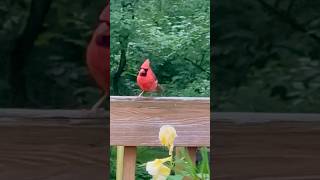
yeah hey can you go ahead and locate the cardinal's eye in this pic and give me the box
[96,35,109,47]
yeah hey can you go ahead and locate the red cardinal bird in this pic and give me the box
[86,5,109,109]
[137,59,162,96]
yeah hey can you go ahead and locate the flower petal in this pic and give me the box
[146,157,172,180]
[159,125,177,154]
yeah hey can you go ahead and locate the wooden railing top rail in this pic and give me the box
[111,96,210,101]
[110,96,210,147]
[213,112,320,123]
[1,108,319,127]
[0,109,107,127]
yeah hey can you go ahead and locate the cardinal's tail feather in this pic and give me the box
[156,84,163,92]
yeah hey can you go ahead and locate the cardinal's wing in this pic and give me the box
[150,69,158,82]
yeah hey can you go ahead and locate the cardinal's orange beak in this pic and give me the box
[95,23,109,47]
[139,68,146,75]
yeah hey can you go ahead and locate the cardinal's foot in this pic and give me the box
[91,95,107,111]
[138,90,144,97]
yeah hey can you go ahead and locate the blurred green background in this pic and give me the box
[0,0,105,108]
[0,0,210,108]
[110,0,210,97]
[214,0,320,112]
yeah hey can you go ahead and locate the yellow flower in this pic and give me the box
[146,157,172,180]
[159,125,177,155]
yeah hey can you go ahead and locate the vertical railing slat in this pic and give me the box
[176,147,198,164]
[187,147,198,164]
[176,147,198,180]
[122,146,137,180]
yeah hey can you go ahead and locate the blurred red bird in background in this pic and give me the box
[137,59,162,97]
[86,4,109,109]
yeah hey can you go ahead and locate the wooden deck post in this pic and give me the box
[122,146,137,180]
[176,147,197,164]
[187,147,198,163]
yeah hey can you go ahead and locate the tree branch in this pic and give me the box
[112,35,128,95]
[199,51,206,66]
[8,0,52,107]
[184,57,209,75]
[112,1,132,95]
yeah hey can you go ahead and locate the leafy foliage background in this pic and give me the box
[1,0,209,108]
[0,0,105,108]
[214,0,320,112]
[110,0,210,97]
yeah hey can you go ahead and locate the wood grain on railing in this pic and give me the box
[123,146,137,180]
[110,96,210,147]
[3,107,320,179]
[0,108,107,126]
[0,109,108,180]
[213,112,320,180]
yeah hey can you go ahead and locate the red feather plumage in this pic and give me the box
[137,59,160,92]
[86,5,109,95]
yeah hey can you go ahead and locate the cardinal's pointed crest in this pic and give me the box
[141,59,151,69]
[99,5,109,22]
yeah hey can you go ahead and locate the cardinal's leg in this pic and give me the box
[91,94,107,111]
[138,90,144,97]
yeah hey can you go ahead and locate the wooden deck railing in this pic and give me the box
[0,108,108,179]
[110,96,210,180]
[1,107,320,179]
[213,112,320,179]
